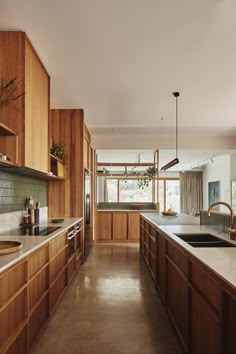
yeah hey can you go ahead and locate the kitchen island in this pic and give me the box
[140,213,236,354]
[0,217,83,354]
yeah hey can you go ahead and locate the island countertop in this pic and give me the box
[141,213,236,291]
[141,212,200,225]
[0,217,83,273]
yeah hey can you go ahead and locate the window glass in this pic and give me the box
[166,180,180,212]
[119,179,152,202]
[158,180,164,212]
[106,179,118,202]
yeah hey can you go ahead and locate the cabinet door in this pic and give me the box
[128,213,140,241]
[190,288,221,354]
[166,258,188,351]
[96,212,112,241]
[113,213,127,240]
[25,38,49,172]
[222,289,236,354]
[156,232,166,299]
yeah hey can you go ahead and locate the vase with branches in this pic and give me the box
[0,77,25,107]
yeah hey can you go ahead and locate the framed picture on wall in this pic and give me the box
[231,180,236,210]
[208,181,221,206]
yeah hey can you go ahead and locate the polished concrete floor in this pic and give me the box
[33,244,183,354]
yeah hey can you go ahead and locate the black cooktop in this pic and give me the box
[0,226,61,236]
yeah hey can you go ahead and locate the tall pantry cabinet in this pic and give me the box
[0,31,50,172]
[48,109,94,241]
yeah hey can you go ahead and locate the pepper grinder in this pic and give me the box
[35,202,40,224]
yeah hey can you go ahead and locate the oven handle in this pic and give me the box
[68,234,75,240]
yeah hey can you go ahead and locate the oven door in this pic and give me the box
[67,228,75,259]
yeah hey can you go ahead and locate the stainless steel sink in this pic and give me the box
[174,233,236,248]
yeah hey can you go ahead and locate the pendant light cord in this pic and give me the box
[173,92,179,159]
[176,95,178,159]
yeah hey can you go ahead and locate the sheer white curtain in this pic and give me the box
[180,172,203,215]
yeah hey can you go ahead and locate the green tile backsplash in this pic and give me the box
[0,171,47,213]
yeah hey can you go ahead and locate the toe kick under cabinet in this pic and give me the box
[0,222,83,354]
[140,215,236,354]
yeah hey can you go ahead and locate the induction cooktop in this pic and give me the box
[0,226,61,236]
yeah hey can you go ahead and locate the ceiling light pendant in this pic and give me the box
[161,92,180,171]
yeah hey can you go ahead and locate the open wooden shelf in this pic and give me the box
[0,122,17,136]
[50,154,65,178]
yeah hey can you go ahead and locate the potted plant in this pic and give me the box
[50,141,68,164]
[137,167,158,189]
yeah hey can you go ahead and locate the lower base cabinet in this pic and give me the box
[190,288,220,354]
[140,215,236,354]
[166,259,188,352]
[0,222,83,354]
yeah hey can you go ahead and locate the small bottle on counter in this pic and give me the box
[30,208,35,224]
[35,202,40,224]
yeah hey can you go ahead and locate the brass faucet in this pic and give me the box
[208,201,236,240]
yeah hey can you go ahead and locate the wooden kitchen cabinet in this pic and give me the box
[96,212,112,241]
[190,287,220,354]
[113,213,128,241]
[128,213,140,241]
[156,230,166,299]
[166,242,188,352]
[0,31,50,173]
[96,211,141,242]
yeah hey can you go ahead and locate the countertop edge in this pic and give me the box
[0,217,83,274]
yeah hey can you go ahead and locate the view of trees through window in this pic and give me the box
[105,178,180,211]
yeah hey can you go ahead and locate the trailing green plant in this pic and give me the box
[50,141,68,163]
[137,167,158,189]
[0,77,25,106]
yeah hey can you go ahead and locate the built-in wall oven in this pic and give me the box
[67,226,75,259]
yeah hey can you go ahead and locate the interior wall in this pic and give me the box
[202,155,231,211]
[230,153,236,180]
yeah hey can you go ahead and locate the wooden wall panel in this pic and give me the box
[25,37,49,172]
[71,109,84,217]
[0,31,25,165]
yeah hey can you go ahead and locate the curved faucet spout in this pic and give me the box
[208,201,235,240]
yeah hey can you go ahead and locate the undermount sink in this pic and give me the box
[0,241,22,255]
[174,233,236,248]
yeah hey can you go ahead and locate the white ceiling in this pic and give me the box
[1,0,236,151]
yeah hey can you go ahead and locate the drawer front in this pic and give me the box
[29,245,49,279]
[190,260,221,312]
[0,289,27,349]
[149,235,156,256]
[50,247,67,283]
[29,266,49,310]
[49,232,67,258]
[0,260,27,308]
[166,241,188,277]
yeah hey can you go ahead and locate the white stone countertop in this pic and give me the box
[0,217,83,274]
[142,214,236,291]
[142,212,200,225]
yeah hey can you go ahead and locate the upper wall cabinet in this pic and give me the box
[0,31,50,173]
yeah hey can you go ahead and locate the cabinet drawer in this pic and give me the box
[29,266,49,311]
[149,235,156,256]
[29,245,49,279]
[29,295,49,350]
[166,241,188,277]
[50,248,67,283]
[0,289,28,349]
[49,232,67,258]
[0,260,27,308]
[50,268,67,312]
[190,260,221,313]
[5,324,28,354]
[149,224,156,237]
